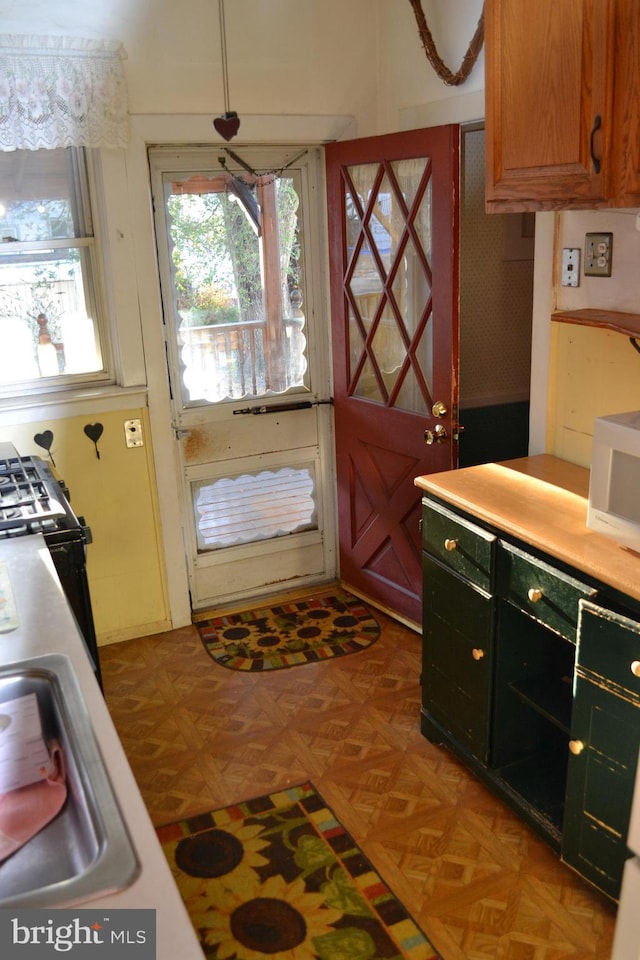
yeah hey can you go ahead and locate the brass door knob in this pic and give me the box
[424,424,449,445]
[569,740,585,755]
[527,587,543,603]
[444,538,458,552]
[432,400,448,418]
[631,661,640,678]
[472,648,485,661]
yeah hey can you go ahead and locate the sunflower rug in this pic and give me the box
[195,590,380,672]
[158,782,441,960]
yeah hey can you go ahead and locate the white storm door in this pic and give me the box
[149,146,335,611]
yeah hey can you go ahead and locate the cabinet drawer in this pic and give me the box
[578,600,640,695]
[497,542,597,642]
[422,499,495,591]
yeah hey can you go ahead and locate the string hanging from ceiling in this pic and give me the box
[213,0,240,141]
[408,1,484,86]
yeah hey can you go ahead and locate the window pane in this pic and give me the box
[0,246,101,384]
[0,148,90,241]
[0,148,104,388]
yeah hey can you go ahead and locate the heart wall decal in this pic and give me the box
[214,111,240,141]
[84,422,104,460]
[33,429,56,466]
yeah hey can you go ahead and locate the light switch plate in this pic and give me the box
[584,232,613,277]
[124,418,144,448]
[561,248,581,287]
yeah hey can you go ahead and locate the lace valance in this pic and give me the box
[0,34,129,151]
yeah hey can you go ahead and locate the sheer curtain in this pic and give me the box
[0,34,129,151]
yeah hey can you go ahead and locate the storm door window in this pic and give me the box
[0,148,106,390]
[164,166,309,406]
[192,465,317,551]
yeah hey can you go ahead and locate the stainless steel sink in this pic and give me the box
[0,653,139,907]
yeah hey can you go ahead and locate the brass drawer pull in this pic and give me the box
[569,740,585,756]
[631,661,640,678]
[444,538,458,552]
[471,648,485,661]
[527,587,543,603]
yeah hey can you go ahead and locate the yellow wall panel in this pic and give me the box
[548,324,640,468]
[1,407,169,644]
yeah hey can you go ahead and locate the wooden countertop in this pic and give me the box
[415,454,640,606]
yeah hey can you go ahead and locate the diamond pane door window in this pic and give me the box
[345,158,433,413]
[193,465,317,551]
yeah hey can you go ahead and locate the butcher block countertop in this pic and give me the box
[415,454,640,607]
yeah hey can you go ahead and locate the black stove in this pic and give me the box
[0,441,101,687]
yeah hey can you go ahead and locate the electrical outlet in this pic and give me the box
[124,418,144,448]
[584,232,613,277]
[561,248,581,287]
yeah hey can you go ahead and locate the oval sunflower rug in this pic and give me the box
[195,590,380,672]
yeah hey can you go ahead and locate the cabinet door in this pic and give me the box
[422,555,493,761]
[562,601,640,900]
[485,0,615,211]
[612,0,640,205]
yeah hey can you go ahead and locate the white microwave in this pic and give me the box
[587,410,640,552]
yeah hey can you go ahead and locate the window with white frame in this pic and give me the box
[0,147,109,391]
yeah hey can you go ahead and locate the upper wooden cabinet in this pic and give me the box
[485,0,640,212]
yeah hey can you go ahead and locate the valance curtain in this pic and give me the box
[0,35,129,152]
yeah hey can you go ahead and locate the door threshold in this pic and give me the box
[191,579,340,622]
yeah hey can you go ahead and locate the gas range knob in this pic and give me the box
[77,518,93,544]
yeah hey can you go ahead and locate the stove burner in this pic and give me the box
[0,455,68,533]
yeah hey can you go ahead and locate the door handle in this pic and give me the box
[424,424,448,445]
[590,115,602,174]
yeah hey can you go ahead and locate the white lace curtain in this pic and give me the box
[0,34,129,151]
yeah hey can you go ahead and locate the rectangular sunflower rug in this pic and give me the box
[157,782,442,960]
[194,590,380,671]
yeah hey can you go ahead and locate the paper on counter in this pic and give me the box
[0,560,18,633]
[0,692,56,793]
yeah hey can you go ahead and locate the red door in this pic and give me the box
[326,125,460,625]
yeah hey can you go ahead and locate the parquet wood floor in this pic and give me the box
[100,610,617,960]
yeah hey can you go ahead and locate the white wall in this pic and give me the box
[0,0,491,636]
[379,0,485,129]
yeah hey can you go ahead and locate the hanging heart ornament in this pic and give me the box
[213,111,240,141]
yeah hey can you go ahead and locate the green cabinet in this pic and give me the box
[562,600,640,899]
[421,494,640,900]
